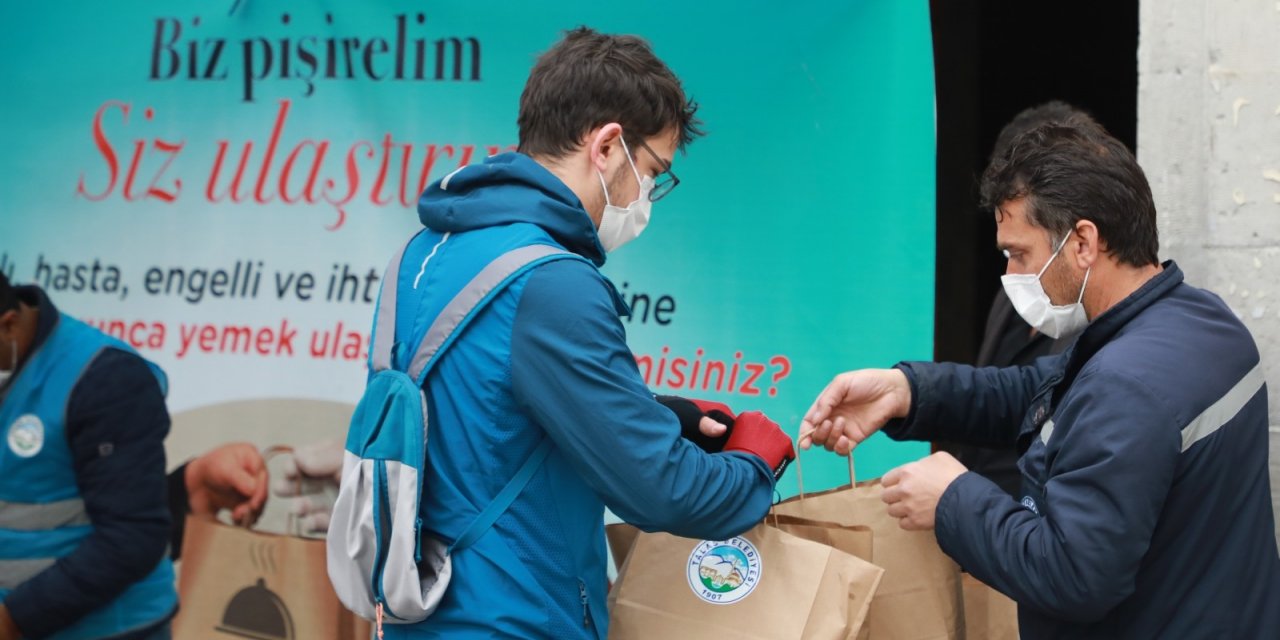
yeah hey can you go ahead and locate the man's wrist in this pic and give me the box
[184,455,204,497]
[183,455,211,516]
[888,366,913,418]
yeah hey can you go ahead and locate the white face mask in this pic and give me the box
[0,339,15,387]
[596,137,653,253]
[1001,233,1092,340]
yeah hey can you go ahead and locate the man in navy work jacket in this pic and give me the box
[0,273,177,640]
[382,27,794,639]
[801,117,1280,638]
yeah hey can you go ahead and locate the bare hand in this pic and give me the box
[799,368,912,455]
[0,605,20,640]
[185,442,268,525]
[881,452,967,530]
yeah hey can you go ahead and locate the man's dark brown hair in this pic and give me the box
[981,118,1160,267]
[517,27,703,158]
[0,272,16,313]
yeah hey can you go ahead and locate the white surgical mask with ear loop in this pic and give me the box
[1001,233,1092,340]
[596,137,653,253]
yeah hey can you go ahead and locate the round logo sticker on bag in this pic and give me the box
[686,536,762,605]
[7,414,45,458]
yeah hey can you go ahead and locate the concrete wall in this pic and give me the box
[1138,0,1280,544]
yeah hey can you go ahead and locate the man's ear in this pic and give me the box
[587,123,623,173]
[0,309,16,339]
[1073,219,1101,269]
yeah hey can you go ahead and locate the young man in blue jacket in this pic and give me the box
[381,27,794,638]
[802,118,1280,637]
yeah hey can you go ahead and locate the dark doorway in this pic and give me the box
[930,0,1139,364]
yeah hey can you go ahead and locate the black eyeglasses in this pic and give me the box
[636,140,680,202]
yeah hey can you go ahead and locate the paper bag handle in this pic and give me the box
[791,431,856,501]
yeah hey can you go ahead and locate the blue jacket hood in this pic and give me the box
[418,152,607,267]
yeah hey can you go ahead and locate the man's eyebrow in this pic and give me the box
[639,141,672,171]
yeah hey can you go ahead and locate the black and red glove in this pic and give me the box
[655,395,737,452]
[724,411,796,480]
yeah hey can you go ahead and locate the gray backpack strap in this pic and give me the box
[408,244,573,385]
[370,231,423,373]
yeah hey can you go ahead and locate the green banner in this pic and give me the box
[0,0,935,497]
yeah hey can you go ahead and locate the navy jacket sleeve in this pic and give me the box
[934,368,1181,623]
[885,354,1064,447]
[510,261,775,540]
[168,462,191,559]
[6,349,172,639]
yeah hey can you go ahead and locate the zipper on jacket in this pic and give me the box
[414,516,423,563]
[578,579,591,628]
[374,461,392,598]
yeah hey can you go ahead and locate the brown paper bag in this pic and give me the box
[606,522,641,573]
[962,574,1018,640]
[608,522,883,639]
[771,515,876,640]
[771,515,873,562]
[774,481,965,640]
[173,516,370,640]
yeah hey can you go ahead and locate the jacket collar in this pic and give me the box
[1059,260,1182,386]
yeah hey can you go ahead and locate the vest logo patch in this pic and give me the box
[687,536,762,605]
[7,414,44,458]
